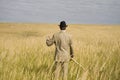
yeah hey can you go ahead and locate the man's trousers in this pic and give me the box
[54,62,68,80]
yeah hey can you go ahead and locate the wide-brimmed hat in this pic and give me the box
[59,21,68,27]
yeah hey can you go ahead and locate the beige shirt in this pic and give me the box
[46,30,73,62]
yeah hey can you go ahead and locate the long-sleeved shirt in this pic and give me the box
[46,30,73,62]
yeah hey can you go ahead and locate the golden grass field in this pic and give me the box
[0,23,120,80]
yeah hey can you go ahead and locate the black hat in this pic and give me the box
[59,21,67,27]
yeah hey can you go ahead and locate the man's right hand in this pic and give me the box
[70,55,74,61]
[71,54,74,58]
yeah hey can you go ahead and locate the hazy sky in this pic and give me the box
[0,0,120,24]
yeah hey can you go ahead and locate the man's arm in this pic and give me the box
[70,44,74,58]
[46,35,54,46]
[69,36,74,58]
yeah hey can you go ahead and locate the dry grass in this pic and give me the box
[0,23,120,80]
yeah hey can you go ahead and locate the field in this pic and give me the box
[0,23,120,80]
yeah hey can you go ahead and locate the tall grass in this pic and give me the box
[0,23,120,80]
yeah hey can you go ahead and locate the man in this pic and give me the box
[46,21,74,80]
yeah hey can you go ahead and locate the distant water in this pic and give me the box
[0,0,120,24]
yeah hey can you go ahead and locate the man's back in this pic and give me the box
[53,31,72,62]
[46,21,73,80]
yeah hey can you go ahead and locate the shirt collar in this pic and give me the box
[60,30,66,33]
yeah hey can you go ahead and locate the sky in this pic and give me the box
[0,0,120,24]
